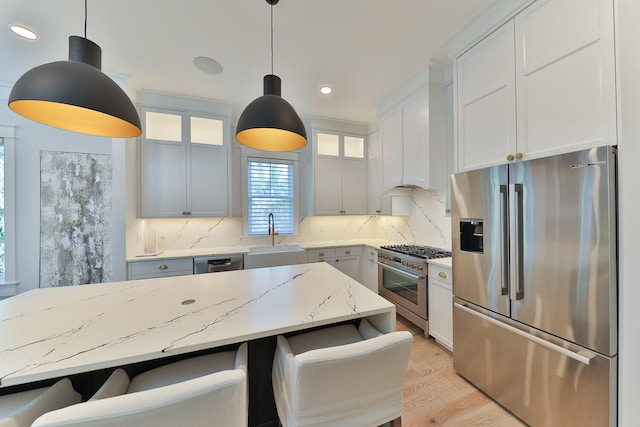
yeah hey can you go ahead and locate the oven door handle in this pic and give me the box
[374,260,425,281]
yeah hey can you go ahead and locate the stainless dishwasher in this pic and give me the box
[193,254,244,274]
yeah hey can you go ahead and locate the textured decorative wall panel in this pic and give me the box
[40,151,112,287]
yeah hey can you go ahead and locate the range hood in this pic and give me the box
[377,67,447,193]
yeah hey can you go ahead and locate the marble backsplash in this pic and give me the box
[129,188,452,256]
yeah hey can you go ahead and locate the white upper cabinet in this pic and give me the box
[139,97,231,218]
[514,0,616,158]
[456,22,517,171]
[402,89,433,188]
[367,128,384,214]
[313,129,367,215]
[455,0,616,172]
[379,73,447,192]
[444,80,454,216]
[380,106,404,190]
[140,109,187,217]
[342,136,367,214]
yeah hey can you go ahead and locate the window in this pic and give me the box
[247,158,295,235]
[0,125,16,295]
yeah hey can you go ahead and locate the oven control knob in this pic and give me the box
[411,264,417,269]
[418,265,424,271]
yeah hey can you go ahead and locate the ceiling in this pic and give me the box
[2,0,499,125]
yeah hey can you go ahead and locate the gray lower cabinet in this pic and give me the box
[127,258,194,280]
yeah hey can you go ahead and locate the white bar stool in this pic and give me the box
[0,378,81,427]
[272,319,412,427]
[31,343,248,427]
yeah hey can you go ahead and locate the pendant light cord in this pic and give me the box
[270,2,274,75]
[84,0,88,38]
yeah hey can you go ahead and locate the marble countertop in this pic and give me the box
[128,239,397,262]
[427,257,452,268]
[0,263,395,388]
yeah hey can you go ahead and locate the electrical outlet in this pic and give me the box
[137,232,143,243]
[201,229,209,238]
[159,230,167,240]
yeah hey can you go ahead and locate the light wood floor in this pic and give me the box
[396,316,527,427]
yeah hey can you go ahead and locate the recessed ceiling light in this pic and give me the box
[193,56,223,75]
[9,24,38,40]
[320,85,333,95]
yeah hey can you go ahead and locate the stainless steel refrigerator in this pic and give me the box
[451,146,617,427]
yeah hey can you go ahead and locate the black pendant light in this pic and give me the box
[236,0,307,151]
[8,1,141,138]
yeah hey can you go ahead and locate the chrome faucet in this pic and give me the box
[268,212,278,246]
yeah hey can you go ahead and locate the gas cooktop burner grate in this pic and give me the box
[379,244,452,259]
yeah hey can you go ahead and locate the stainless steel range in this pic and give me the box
[376,245,451,333]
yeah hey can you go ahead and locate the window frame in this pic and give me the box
[0,125,17,297]
[241,147,300,237]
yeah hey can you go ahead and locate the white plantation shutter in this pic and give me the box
[247,158,295,235]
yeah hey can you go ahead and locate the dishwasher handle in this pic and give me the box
[194,255,244,274]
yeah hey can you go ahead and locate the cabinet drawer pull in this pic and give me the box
[376,210,381,214]
[340,210,346,214]
[506,154,515,161]
[159,264,169,270]
[438,271,447,279]
[515,152,523,160]
[345,249,351,255]
[319,252,325,257]
[182,211,192,216]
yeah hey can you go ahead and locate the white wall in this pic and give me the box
[0,84,128,295]
[615,0,640,423]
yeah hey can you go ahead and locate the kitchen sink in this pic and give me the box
[244,245,306,269]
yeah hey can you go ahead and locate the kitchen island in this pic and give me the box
[0,262,394,388]
[0,262,395,425]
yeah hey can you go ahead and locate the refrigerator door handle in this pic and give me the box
[509,183,524,300]
[496,185,509,296]
[454,302,596,365]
